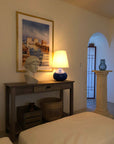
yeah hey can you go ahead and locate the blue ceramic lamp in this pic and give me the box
[52,50,69,81]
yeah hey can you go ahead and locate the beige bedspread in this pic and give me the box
[19,112,114,144]
[0,137,13,144]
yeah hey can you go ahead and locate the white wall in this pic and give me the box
[0,0,110,131]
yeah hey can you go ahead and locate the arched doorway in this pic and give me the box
[87,32,109,108]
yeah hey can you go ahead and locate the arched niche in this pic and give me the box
[88,32,109,70]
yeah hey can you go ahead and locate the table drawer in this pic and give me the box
[34,83,72,93]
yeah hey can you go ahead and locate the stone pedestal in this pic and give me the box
[92,70,113,118]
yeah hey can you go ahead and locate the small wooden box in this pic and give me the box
[17,105,42,130]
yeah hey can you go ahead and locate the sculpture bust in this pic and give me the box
[24,56,39,84]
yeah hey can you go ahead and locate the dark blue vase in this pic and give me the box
[99,59,107,71]
[53,72,67,81]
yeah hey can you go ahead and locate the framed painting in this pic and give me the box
[16,11,54,72]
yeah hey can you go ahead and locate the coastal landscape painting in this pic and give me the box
[16,11,54,72]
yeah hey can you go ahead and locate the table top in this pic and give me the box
[5,80,74,87]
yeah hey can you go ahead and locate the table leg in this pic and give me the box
[5,86,9,132]
[70,84,73,115]
[60,90,63,113]
[10,88,16,142]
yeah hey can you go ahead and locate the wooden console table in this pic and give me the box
[5,80,74,141]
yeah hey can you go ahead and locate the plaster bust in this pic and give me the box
[24,56,39,84]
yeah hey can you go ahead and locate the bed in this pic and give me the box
[18,112,114,144]
[0,137,13,144]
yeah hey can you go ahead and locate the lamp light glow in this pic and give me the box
[52,50,69,68]
[52,50,69,81]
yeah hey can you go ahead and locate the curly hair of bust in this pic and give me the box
[24,56,39,69]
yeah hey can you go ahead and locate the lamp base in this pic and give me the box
[53,72,67,81]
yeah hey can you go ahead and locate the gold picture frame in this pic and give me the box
[16,11,54,72]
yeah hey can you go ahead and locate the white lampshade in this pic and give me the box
[52,50,69,68]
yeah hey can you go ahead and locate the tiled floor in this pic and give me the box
[87,99,114,116]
